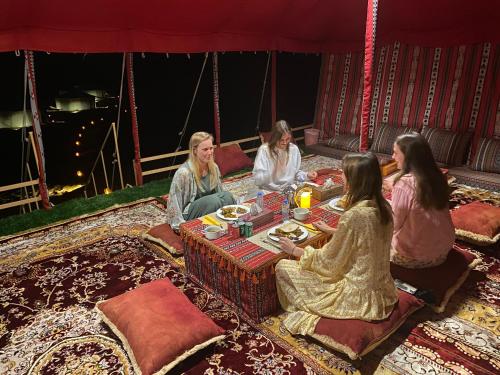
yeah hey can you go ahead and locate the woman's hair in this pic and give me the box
[393,133,448,210]
[188,131,218,190]
[267,120,292,159]
[342,152,392,225]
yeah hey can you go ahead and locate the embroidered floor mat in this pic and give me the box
[0,195,498,374]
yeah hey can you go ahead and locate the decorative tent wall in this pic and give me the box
[0,0,499,203]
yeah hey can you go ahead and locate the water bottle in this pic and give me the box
[281,198,290,222]
[256,191,264,210]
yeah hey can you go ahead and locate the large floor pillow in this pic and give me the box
[451,201,500,246]
[390,247,480,313]
[96,278,225,375]
[143,223,184,255]
[310,290,424,360]
[214,144,253,176]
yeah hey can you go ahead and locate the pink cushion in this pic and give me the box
[391,247,479,313]
[451,201,500,245]
[143,223,184,255]
[311,291,424,360]
[214,144,253,176]
[96,279,225,375]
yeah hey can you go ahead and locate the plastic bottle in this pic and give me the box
[256,191,264,210]
[281,198,290,222]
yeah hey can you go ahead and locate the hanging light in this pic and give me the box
[90,121,94,125]
[78,133,82,138]
[76,170,83,177]
[75,152,80,157]
[81,125,86,130]
[75,141,80,146]
[104,187,112,195]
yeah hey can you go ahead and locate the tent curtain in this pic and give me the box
[212,52,221,147]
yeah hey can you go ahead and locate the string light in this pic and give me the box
[81,125,86,130]
[75,152,80,157]
[78,133,82,137]
[104,187,112,195]
[90,121,94,125]
[76,170,83,177]
[75,141,80,146]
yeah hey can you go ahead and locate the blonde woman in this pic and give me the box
[253,120,317,191]
[166,132,235,231]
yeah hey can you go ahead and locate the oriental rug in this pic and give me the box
[0,192,498,374]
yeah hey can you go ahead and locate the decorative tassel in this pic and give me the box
[252,274,259,284]
[240,270,246,282]
[233,267,239,278]
[219,257,225,269]
[261,268,267,280]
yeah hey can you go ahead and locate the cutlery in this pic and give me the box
[262,239,283,251]
[290,219,321,234]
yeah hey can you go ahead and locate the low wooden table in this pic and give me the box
[180,191,341,322]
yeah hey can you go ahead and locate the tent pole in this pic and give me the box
[126,53,143,186]
[271,51,277,126]
[212,52,221,146]
[25,51,50,209]
[360,0,378,152]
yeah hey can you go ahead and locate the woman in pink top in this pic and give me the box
[388,133,455,268]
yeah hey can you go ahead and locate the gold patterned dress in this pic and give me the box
[275,199,398,335]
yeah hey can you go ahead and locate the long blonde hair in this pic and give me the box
[267,120,292,160]
[188,132,218,190]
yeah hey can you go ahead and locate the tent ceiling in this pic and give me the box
[0,0,498,53]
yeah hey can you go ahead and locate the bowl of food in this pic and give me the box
[293,207,310,221]
[203,225,225,240]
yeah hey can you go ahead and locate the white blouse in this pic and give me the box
[252,143,308,191]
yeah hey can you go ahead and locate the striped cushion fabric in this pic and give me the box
[326,134,360,152]
[370,124,414,155]
[470,138,500,174]
[421,127,472,166]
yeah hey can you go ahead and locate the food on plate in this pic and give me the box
[220,206,248,218]
[272,223,303,240]
[336,195,348,209]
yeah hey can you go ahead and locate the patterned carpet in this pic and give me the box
[0,155,499,374]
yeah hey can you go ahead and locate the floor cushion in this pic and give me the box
[451,201,500,246]
[96,278,225,375]
[326,134,360,152]
[310,290,424,360]
[470,137,500,174]
[214,144,253,176]
[421,127,472,166]
[370,124,415,155]
[390,247,480,313]
[143,223,184,255]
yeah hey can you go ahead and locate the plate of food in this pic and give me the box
[329,195,348,212]
[267,222,308,242]
[216,205,250,221]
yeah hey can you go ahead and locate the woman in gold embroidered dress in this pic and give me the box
[275,153,398,335]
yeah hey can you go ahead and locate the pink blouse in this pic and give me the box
[391,174,455,265]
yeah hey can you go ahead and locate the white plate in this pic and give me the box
[267,222,308,242]
[328,197,345,212]
[216,204,250,221]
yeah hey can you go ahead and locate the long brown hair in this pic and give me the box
[188,132,218,190]
[342,152,392,225]
[267,120,292,160]
[393,133,448,210]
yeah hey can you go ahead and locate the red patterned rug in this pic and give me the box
[0,194,498,374]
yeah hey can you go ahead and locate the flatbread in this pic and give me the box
[279,223,299,233]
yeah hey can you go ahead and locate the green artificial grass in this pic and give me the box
[0,177,172,238]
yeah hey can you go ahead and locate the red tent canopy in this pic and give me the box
[0,0,498,53]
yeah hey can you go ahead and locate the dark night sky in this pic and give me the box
[0,51,321,196]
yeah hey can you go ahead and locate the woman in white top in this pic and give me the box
[253,120,317,191]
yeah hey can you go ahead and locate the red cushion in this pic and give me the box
[390,247,479,313]
[451,201,500,245]
[311,291,424,360]
[214,144,253,176]
[143,223,184,255]
[96,279,225,375]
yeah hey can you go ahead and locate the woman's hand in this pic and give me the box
[313,220,335,234]
[307,170,318,180]
[279,237,296,255]
[382,178,393,193]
